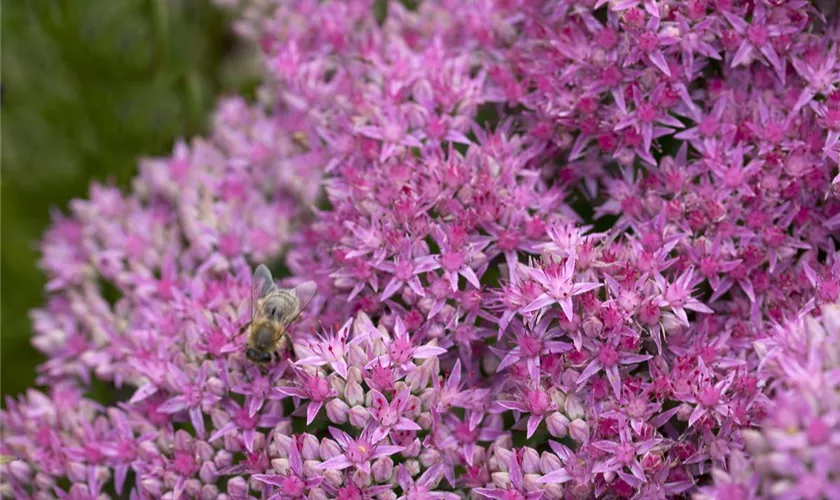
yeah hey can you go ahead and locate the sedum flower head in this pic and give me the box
[4,0,840,499]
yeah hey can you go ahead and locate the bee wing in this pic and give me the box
[252,264,277,320]
[277,280,318,329]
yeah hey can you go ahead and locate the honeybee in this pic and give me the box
[242,264,317,365]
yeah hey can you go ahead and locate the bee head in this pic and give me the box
[246,348,272,364]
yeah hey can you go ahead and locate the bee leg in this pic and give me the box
[238,321,252,336]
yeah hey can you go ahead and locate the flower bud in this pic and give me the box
[302,434,321,460]
[349,406,371,427]
[405,366,428,392]
[493,448,513,472]
[8,461,31,483]
[202,375,226,395]
[419,448,442,468]
[543,484,565,500]
[397,438,418,457]
[569,419,590,443]
[426,322,444,338]
[348,348,367,370]
[326,398,350,424]
[201,485,220,500]
[404,395,422,418]
[582,316,603,338]
[524,474,543,492]
[330,375,346,395]
[69,485,91,499]
[352,469,372,488]
[184,479,201,497]
[521,448,540,474]
[564,394,585,420]
[227,476,249,497]
[676,403,693,422]
[163,472,181,489]
[308,488,329,500]
[344,380,365,406]
[417,412,433,429]
[549,387,566,408]
[403,459,421,476]
[67,461,87,482]
[199,461,218,483]
[272,458,290,475]
[491,472,511,489]
[555,372,577,391]
[215,449,234,469]
[320,438,341,460]
[373,457,394,482]
[546,412,570,438]
[223,434,242,453]
[196,440,214,462]
[304,460,321,477]
[540,452,563,475]
[141,478,164,497]
[741,429,769,454]
[661,312,683,334]
[769,479,794,498]
[323,469,344,487]
[34,472,54,490]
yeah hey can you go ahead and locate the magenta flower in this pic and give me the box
[520,254,602,321]
[274,367,338,425]
[366,316,446,373]
[475,448,543,500]
[494,317,572,384]
[316,424,404,475]
[496,385,558,439]
[654,267,714,327]
[7,0,840,498]
[368,388,421,433]
[295,318,355,379]
[396,463,459,500]
[374,240,441,301]
[253,437,322,499]
[577,341,653,399]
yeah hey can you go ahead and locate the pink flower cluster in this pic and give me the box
[3,0,840,498]
[697,302,840,499]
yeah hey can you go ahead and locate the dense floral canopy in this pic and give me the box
[3,1,840,499]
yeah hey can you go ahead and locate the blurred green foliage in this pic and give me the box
[1,0,257,400]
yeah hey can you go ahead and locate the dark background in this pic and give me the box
[1,0,257,399]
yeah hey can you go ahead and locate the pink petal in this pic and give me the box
[129,383,157,404]
[606,365,622,399]
[523,293,555,313]
[395,418,422,431]
[577,359,602,385]
[526,414,543,439]
[412,344,447,359]
[648,50,671,77]
[688,405,706,427]
[306,401,324,425]
[372,445,406,458]
[380,278,404,301]
[497,353,521,372]
[731,42,753,68]
[316,455,354,470]
[559,297,574,322]
[537,469,572,484]
[460,267,481,289]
